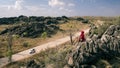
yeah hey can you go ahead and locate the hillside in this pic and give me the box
[0,23,60,38]
[0,16,89,38]
[0,16,89,58]
[2,16,120,68]
[4,25,119,68]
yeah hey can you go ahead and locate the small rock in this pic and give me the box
[64,65,71,68]
[46,64,55,68]
[68,56,74,66]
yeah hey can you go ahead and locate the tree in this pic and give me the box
[67,23,73,45]
[7,32,13,63]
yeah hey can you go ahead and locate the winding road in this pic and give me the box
[0,29,90,68]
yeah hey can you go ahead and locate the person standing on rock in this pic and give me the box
[78,31,86,42]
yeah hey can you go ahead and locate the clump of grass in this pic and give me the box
[96,60,112,68]
[112,63,120,68]
[22,42,29,47]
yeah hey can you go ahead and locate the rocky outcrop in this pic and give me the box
[66,25,120,68]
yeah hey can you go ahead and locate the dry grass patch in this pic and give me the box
[4,43,73,68]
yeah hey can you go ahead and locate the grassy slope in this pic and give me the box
[2,16,120,68]
[0,20,89,58]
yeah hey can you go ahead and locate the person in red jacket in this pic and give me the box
[78,31,85,42]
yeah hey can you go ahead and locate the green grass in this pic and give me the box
[91,16,120,38]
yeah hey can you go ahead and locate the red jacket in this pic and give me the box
[79,31,85,42]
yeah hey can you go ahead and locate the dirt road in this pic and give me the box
[0,29,90,68]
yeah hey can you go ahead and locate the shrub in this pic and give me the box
[96,60,111,68]
[7,50,12,56]
[82,19,89,23]
[41,32,47,39]
[12,34,20,39]
[1,38,5,41]
[112,62,120,68]
[76,17,84,21]
[23,42,29,47]
[7,50,13,62]
[23,32,28,36]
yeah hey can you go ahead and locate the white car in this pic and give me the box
[29,49,36,54]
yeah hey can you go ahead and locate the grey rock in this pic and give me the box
[104,25,116,35]
[67,25,120,67]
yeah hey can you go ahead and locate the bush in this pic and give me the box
[76,17,84,21]
[82,19,89,23]
[7,50,12,56]
[1,38,5,41]
[7,50,13,62]
[12,34,20,39]
[23,42,29,47]
[112,62,120,68]
[23,32,28,36]
[96,60,111,68]
[41,32,47,39]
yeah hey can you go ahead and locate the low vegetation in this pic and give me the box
[90,16,120,38]
[4,43,73,68]
[1,16,120,68]
[0,16,89,58]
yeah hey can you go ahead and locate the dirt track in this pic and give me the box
[0,29,90,68]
